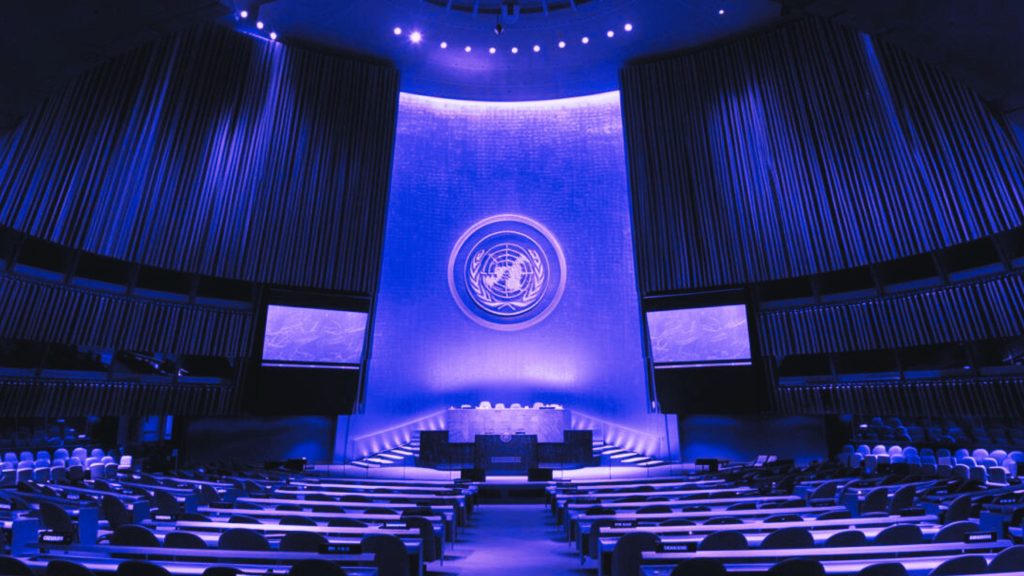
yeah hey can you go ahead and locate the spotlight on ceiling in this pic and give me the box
[440,41,448,49]
[269,31,278,40]
[718,9,726,15]
[393,27,403,35]
[464,45,472,53]
[624,23,633,32]
[581,36,589,44]
[409,31,422,43]
[533,44,540,53]
[239,10,248,19]
[256,21,265,30]
[558,41,566,49]
[606,30,615,38]
[511,46,519,54]
[489,47,496,54]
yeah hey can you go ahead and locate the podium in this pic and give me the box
[474,434,538,474]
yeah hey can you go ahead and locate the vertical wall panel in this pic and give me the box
[622,17,1024,293]
[0,24,398,293]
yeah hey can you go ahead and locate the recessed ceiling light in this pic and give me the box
[718,9,726,15]
[409,31,422,43]
[624,23,633,32]
[256,21,265,30]
[269,31,278,40]
[607,30,615,38]
[558,41,566,49]
[393,27,402,35]
[581,36,590,44]
[489,47,496,54]
[440,41,448,49]
[511,46,519,54]
[464,46,472,53]
[239,10,248,19]
[533,44,540,53]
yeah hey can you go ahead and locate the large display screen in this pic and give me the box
[261,305,367,368]
[647,304,752,367]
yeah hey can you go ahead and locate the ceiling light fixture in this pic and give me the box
[269,31,278,40]
[440,41,448,49]
[606,30,615,38]
[256,21,265,30]
[409,31,422,43]
[511,46,519,54]
[581,36,589,44]
[239,10,248,19]
[393,27,403,35]
[464,46,472,53]
[624,23,633,32]
[718,9,726,15]
[558,41,566,49]
[533,44,540,53]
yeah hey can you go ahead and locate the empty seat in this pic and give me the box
[944,494,973,523]
[761,527,813,549]
[699,530,747,550]
[767,558,824,576]
[612,532,660,576]
[825,530,867,547]
[102,495,133,530]
[888,485,916,514]
[327,519,368,528]
[816,510,851,520]
[861,487,889,514]
[874,524,922,546]
[164,531,207,549]
[227,514,262,524]
[637,505,673,515]
[763,513,802,523]
[857,563,908,576]
[39,501,75,534]
[703,517,742,525]
[361,534,409,576]
[404,516,440,563]
[989,544,1024,572]
[933,520,979,543]
[151,490,180,515]
[0,555,34,576]
[927,555,988,576]
[280,531,328,552]
[110,524,160,547]
[218,528,269,551]
[46,560,95,576]
[115,561,171,576]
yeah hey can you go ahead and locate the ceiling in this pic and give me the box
[2,1,1023,130]
[242,0,784,101]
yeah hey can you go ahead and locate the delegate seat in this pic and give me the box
[857,563,908,576]
[280,531,329,552]
[989,544,1024,572]
[361,533,409,576]
[767,558,825,576]
[928,555,988,576]
[612,532,660,576]
[699,531,747,550]
[0,555,34,576]
[115,561,172,576]
[110,524,161,547]
[874,524,923,546]
[933,520,980,543]
[46,560,95,576]
[760,527,813,549]
[218,528,270,551]
[824,530,867,547]
[164,531,207,549]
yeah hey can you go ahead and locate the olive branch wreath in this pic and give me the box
[468,247,545,311]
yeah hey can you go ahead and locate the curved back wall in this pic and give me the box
[622,17,1024,293]
[343,92,673,460]
[0,24,398,293]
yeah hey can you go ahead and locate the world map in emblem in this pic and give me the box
[448,215,566,331]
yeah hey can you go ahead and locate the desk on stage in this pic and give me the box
[445,406,569,443]
[418,406,593,472]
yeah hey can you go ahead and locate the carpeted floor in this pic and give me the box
[429,504,595,575]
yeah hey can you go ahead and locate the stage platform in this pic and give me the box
[313,463,694,502]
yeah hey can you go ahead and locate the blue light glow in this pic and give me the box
[344,91,674,459]
[262,305,367,366]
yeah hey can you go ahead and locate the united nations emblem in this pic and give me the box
[448,215,566,331]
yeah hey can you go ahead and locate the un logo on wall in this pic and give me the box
[448,215,567,331]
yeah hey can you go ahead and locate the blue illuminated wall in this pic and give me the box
[341,92,674,459]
